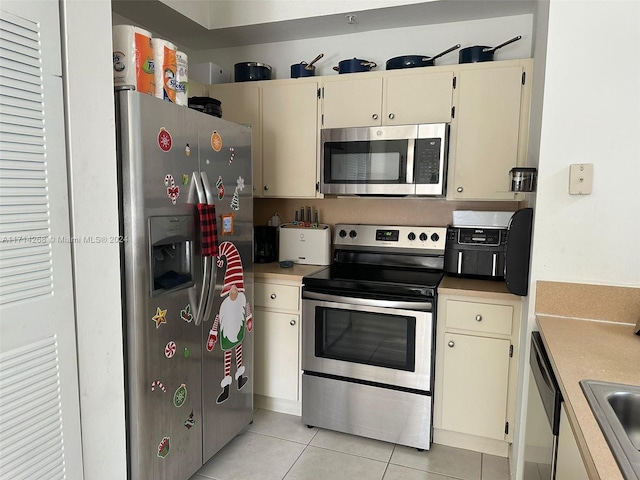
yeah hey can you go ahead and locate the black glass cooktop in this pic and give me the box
[303,262,444,300]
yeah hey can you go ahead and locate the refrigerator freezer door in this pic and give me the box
[194,111,255,462]
[118,91,204,480]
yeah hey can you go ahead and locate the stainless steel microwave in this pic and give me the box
[320,123,448,196]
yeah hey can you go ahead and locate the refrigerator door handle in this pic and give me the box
[201,171,215,206]
[193,171,206,204]
[199,172,218,323]
[193,171,210,326]
[194,257,211,326]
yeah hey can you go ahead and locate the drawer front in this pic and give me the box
[445,300,513,335]
[255,282,299,311]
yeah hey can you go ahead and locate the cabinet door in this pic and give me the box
[208,83,262,196]
[322,76,383,128]
[449,66,523,200]
[254,309,300,401]
[261,80,318,198]
[556,404,589,480]
[441,333,511,440]
[383,71,454,125]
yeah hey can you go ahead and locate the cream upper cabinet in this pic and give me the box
[209,78,320,199]
[321,75,383,128]
[321,71,454,128]
[261,79,319,198]
[447,61,532,200]
[207,83,262,196]
[382,71,454,125]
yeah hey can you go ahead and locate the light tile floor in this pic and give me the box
[190,409,510,480]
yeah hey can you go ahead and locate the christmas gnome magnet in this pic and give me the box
[206,241,253,404]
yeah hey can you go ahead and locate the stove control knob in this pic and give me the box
[349,230,357,238]
[339,229,347,238]
[419,233,428,242]
[431,233,440,242]
[408,232,416,241]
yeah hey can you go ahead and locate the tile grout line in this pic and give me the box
[280,427,319,480]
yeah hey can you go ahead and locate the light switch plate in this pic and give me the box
[569,163,593,195]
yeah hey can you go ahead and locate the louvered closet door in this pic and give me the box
[0,4,83,480]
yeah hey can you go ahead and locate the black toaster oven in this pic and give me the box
[444,208,533,296]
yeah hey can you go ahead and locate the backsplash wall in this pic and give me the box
[254,197,521,228]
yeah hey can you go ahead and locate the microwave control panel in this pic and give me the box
[414,138,442,185]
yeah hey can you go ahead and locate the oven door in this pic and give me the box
[302,293,433,392]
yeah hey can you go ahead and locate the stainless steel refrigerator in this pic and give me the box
[115,89,254,480]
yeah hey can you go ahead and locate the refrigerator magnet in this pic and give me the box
[228,146,235,165]
[221,213,234,235]
[182,174,189,185]
[152,307,167,328]
[151,380,166,393]
[183,347,190,358]
[173,383,187,407]
[164,174,180,205]
[211,131,222,152]
[158,127,172,152]
[157,437,170,458]
[164,341,176,358]
[184,410,195,429]
[185,143,191,156]
[180,304,193,323]
[216,176,225,200]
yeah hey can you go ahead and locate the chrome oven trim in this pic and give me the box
[301,296,433,391]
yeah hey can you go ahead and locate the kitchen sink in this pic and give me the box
[580,380,640,480]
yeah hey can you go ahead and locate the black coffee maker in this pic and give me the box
[254,226,277,263]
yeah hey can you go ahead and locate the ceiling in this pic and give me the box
[111,0,537,50]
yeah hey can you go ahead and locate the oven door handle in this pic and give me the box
[303,291,433,311]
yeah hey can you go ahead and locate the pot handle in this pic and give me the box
[484,35,522,53]
[429,44,461,61]
[361,61,377,69]
[333,66,339,72]
[305,53,324,70]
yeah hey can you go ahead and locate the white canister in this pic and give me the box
[175,51,188,106]
[151,38,177,102]
[112,25,154,94]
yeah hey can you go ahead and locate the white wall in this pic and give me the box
[514,1,640,478]
[61,1,127,478]
[187,14,533,81]
[530,0,640,288]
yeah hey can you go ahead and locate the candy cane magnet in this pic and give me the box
[164,174,180,204]
[151,380,166,393]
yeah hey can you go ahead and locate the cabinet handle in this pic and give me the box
[448,341,455,348]
[388,113,395,119]
[270,293,276,299]
[264,185,269,191]
[290,319,296,326]
[475,315,482,322]
[457,186,463,193]
[372,114,379,120]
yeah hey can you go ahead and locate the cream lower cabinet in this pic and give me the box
[434,290,522,456]
[556,404,589,480]
[253,279,302,415]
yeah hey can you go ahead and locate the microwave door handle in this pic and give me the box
[492,253,497,277]
[457,251,463,274]
[406,138,415,184]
